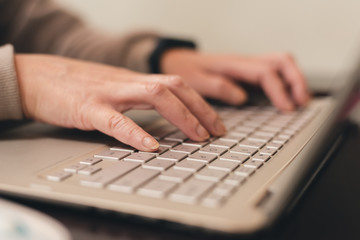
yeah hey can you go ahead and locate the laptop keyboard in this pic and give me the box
[46,106,317,207]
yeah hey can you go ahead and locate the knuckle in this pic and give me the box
[259,65,276,77]
[108,114,141,139]
[167,75,185,88]
[73,103,94,130]
[280,52,294,63]
[255,65,277,85]
[125,124,140,139]
[108,114,127,133]
[145,82,167,96]
[78,112,91,130]
[211,78,227,92]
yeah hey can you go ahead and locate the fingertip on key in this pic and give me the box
[142,136,159,151]
[214,119,226,136]
[231,89,248,106]
[196,124,210,140]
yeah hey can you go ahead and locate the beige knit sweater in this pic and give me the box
[0,0,160,120]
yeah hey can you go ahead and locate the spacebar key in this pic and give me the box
[80,161,140,188]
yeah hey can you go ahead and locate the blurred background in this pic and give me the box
[56,0,360,89]
[56,0,360,118]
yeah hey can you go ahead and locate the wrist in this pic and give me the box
[161,48,197,75]
[148,38,196,73]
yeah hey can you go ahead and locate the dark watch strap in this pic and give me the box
[148,38,196,73]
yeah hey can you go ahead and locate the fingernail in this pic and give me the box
[196,124,210,140]
[214,119,226,135]
[142,136,159,150]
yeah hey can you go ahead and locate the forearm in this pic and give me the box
[0,0,159,73]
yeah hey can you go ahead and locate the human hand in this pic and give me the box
[161,49,310,111]
[15,54,226,151]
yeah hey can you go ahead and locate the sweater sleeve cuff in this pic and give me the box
[0,44,24,120]
[122,34,159,73]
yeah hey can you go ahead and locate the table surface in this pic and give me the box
[4,121,360,240]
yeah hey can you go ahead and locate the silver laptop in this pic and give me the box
[0,58,359,234]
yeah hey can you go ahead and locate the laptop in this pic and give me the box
[0,56,359,235]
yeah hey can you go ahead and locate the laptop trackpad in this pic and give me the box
[0,122,110,177]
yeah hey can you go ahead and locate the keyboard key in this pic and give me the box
[94,150,130,160]
[195,168,228,182]
[213,183,236,196]
[64,163,86,173]
[80,161,140,188]
[201,192,225,207]
[230,146,257,156]
[170,144,199,154]
[108,168,160,193]
[158,139,180,148]
[210,139,236,148]
[247,134,272,143]
[286,123,302,132]
[169,178,215,204]
[265,142,283,150]
[137,178,177,198]
[252,153,270,162]
[139,146,168,155]
[222,119,240,129]
[277,134,291,141]
[234,126,255,134]
[251,113,274,120]
[159,169,193,183]
[78,166,101,175]
[267,120,288,128]
[242,121,262,128]
[260,106,277,113]
[47,171,71,182]
[234,166,256,177]
[174,160,205,172]
[148,125,177,139]
[259,126,281,133]
[158,151,187,162]
[272,137,287,144]
[124,152,155,163]
[199,146,227,155]
[248,116,271,123]
[208,159,239,172]
[220,152,249,163]
[282,129,296,136]
[183,139,208,147]
[219,133,245,142]
[187,152,217,163]
[143,158,174,171]
[80,157,102,165]
[243,160,263,169]
[224,174,246,186]
[239,140,265,149]
[110,143,136,152]
[259,148,277,156]
[165,131,188,142]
